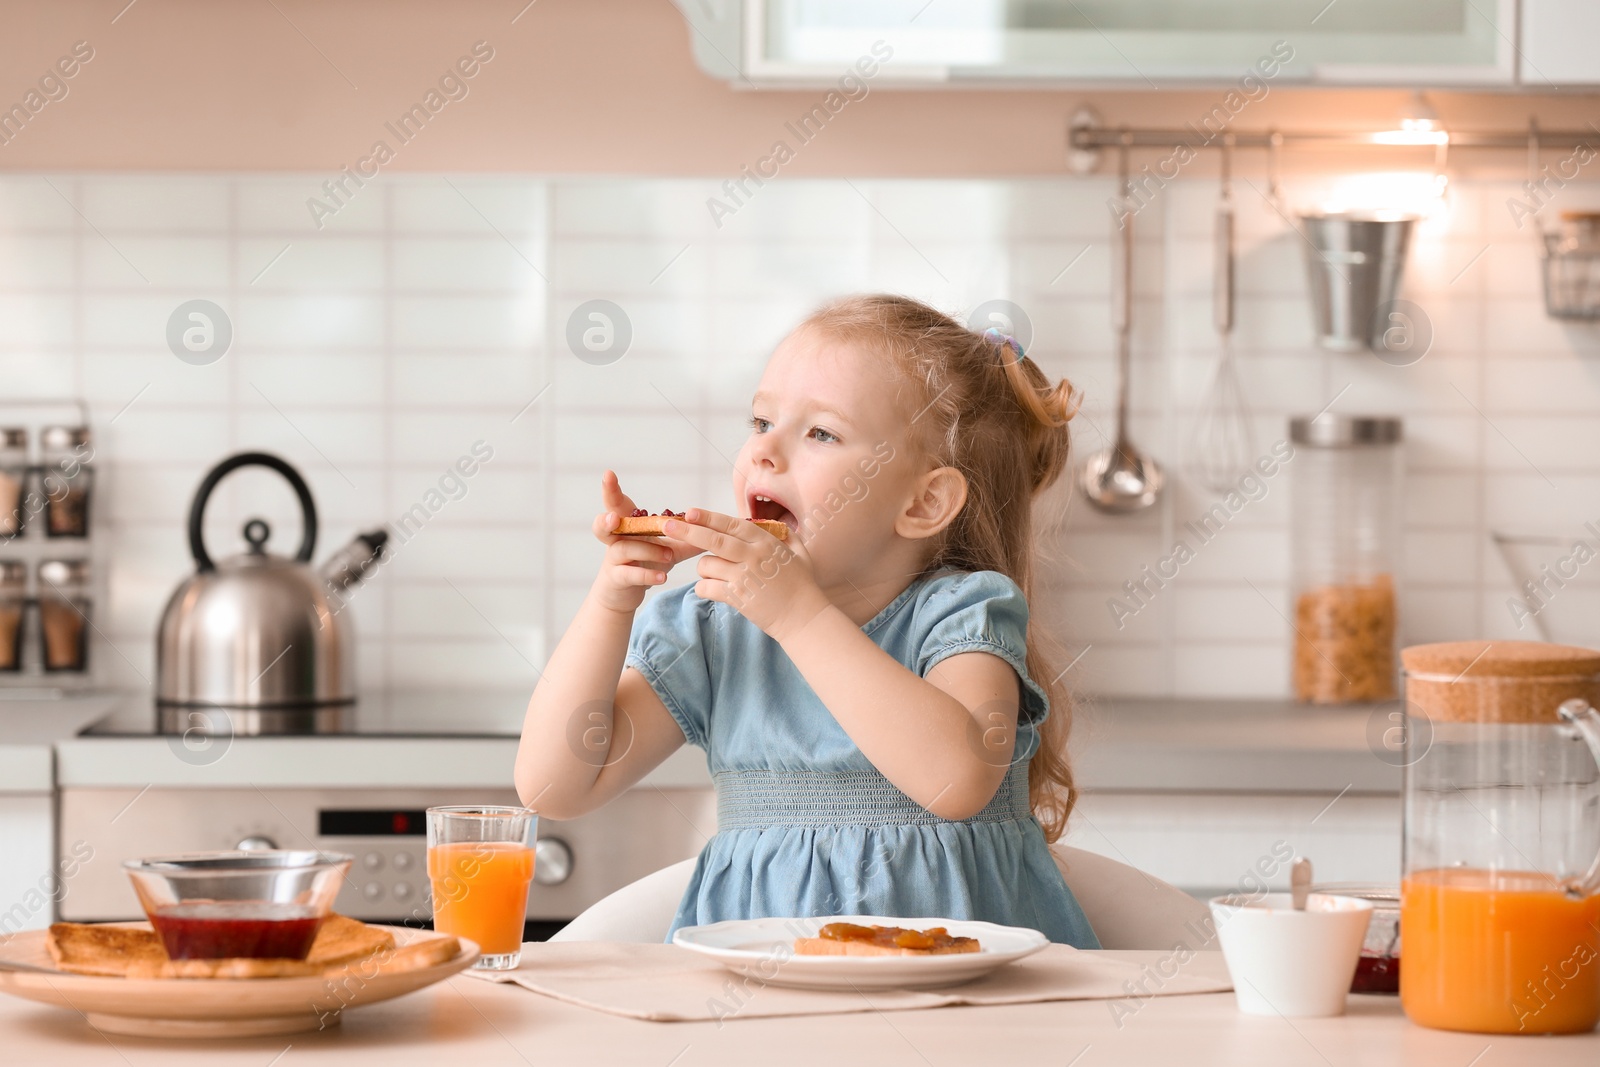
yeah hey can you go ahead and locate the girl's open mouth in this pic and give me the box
[747,491,799,532]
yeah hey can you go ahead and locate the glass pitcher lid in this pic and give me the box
[1402,640,1600,724]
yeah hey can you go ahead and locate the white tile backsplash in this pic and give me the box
[75,177,232,231]
[2,173,1594,697]
[0,295,74,347]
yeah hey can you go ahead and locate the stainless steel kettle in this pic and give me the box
[155,452,388,734]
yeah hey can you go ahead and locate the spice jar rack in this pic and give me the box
[0,400,101,692]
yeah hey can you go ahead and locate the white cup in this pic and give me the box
[1208,892,1374,1018]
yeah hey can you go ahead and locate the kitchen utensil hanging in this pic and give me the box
[1299,212,1417,352]
[1080,136,1163,514]
[1529,122,1600,319]
[1187,136,1255,493]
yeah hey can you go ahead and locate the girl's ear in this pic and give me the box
[896,466,968,541]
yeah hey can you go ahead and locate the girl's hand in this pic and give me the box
[665,509,830,643]
[590,471,701,614]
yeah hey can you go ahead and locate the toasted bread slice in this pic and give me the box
[793,936,982,957]
[376,934,461,974]
[49,914,398,980]
[306,914,397,969]
[48,922,168,977]
[614,515,789,540]
[126,956,323,979]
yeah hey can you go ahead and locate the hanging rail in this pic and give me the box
[1068,125,1597,152]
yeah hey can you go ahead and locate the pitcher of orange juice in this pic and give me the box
[1399,641,1600,1035]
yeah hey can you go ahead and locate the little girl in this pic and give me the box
[516,294,1098,947]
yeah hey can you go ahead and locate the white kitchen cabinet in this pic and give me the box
[0,795,55,934]
[0,696,125,932]
[1520,0,1600,85]
[1065,791,1401,898]
[680,0,1518,87]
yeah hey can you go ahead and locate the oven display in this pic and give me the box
[318,809,428,836]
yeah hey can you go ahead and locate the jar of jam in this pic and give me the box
[1314,883,1400,993]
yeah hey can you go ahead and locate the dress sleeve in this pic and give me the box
[624,586,714,748]
[914,571,1050,726]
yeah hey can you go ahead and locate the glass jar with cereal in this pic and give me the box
[1289,415,1403,704]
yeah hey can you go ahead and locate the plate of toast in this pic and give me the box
[672,915,1048,990]
[0,915,476,1038]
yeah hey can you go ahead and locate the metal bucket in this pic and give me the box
[1299,213,1417,352]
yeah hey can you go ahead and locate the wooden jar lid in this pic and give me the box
[1402,641,1600,723]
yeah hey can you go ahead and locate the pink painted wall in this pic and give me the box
[1,0,1596,176]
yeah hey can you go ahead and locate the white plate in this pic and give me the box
[0,924,478,1038]
[672,915,1048,990]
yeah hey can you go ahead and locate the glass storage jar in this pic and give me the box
[1399,641,1600,1035]
[0,427,25,538]
[0,561,23,671]
[1289,414,1402,704]
[37,558,90,672]
[39,425,92,538]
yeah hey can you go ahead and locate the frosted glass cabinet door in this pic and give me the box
[743,0,1516,85]
[1521,0,1600,85]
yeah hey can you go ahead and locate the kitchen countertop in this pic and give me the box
[0,694,123,794]
[51,694,1402,796]
[53,690,711,791]
[3,950,1593,1066]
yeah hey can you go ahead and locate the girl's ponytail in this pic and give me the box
[803,296,1085,842]
[988,332,1081,497]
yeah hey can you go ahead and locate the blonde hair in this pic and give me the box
[800,294,1082,841]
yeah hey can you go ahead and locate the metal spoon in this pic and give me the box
[1292,857,1313,911]
[1081,137,1164,513]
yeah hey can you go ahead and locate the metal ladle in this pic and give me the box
[1080,137,1164,513]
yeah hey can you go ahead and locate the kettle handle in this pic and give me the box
[188,452,318,572]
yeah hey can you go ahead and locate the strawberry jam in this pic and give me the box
[149,902,324,960]
[817,922,977,952]
[1350,954,1400,994]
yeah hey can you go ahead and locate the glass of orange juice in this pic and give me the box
[426,805,537,970]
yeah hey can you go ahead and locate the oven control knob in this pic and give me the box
[236,835,278,851]
[533,838,573,886]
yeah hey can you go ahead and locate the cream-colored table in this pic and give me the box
[3,951,1596,1066]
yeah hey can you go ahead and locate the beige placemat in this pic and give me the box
[464,943,1233,1022]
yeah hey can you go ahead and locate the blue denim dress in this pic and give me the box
[626,569,1100,947]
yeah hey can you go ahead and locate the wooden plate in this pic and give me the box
[0,923,479,1038]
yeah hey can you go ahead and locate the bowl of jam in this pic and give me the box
[123,850,352,960]
[1312,883,1400,994]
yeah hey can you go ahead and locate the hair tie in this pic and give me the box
[982,327,1028,365]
